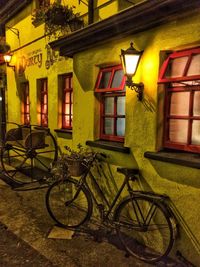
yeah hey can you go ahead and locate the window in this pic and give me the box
[61,74,73,129]
[159,47,200,153]
[21,82,30,125]
[38,78,48,127]
[95,65,126,142]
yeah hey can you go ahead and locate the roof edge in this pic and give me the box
[49,0,200,57]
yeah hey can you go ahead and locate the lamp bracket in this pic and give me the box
[5,26,20,40]
[126,79,144,101]
[7,63,15,71]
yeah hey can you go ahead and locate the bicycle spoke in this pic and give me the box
[36,149,56,155]
[9,156,29,178]
[46,178,92,228]
[34,155,50,170]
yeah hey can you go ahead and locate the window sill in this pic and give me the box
[34,126,49,131]
[86,140,130,154]
[54,129,72,135]
[144,150,200,169]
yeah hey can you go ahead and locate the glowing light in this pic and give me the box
[3,54,12,63]
[124,54,140,76]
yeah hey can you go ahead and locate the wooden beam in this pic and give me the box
[88,0,94,25]
[49,0,200,57]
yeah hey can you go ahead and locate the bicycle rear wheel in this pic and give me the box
[46,177,93,228]
[114,196,175,263]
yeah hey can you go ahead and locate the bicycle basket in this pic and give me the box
[64,157,87,176]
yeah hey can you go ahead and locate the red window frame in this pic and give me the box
[95,64,126,93]
[159,47,200,83]
[164,85,200,153]
[40,79,48,127]
[159,47,200,153]
[95,65,126,142]
[22,82,30,126]
[100,92,125,142]
[61,74,73,129]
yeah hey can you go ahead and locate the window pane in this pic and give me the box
[64,104,70,114]
[99,71,111,89]
[170,92,190,116]
[117,118,125,136]
[104,118,114,135]
[44,94,47,104]
[117,96,125,115]
[24,115,30,125]
[64,77,70,88]
[25,104,30,113]
[63,115,70,127]
[165,57,188,78]
[42,104,47,113]
[111,69,124,88]
[192,120,200,145]
[105,97,114,115]
[41,114,48,126]
[193,91,200,116]
[65,92,70,103]
[187,54,200,76]
[169,119,188,143]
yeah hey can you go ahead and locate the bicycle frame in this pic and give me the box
[46,153,177,263]
[63,154,173,229]
[69,157,134,222]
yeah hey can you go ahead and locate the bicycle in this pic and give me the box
[46,150,177,263]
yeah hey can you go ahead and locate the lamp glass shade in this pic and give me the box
[3,54,12,63]
[123,54,140,76]
[121,42,143,77]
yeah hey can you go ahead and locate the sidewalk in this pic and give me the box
[0,177,183,267]
[0,222,57,267]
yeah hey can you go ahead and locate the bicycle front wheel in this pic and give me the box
[46,177,93,228]
[114,196,175,263]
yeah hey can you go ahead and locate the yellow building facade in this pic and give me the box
[2,0,200,265]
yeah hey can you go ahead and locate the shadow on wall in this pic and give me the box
[141,93,156,112]
[89,157,138,207]
[147,159,200,189]
[73,54,97,92]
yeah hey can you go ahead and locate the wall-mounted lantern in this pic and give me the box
[3,53,15,71]
[121,42,144,101]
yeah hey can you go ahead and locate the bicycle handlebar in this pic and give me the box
[99,152,107,158]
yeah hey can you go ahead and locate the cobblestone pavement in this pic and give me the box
[0,222,57,267]
[0,177,184,267]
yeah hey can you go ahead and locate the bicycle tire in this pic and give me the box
[46,177,93,228]
[114,196,175,263]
